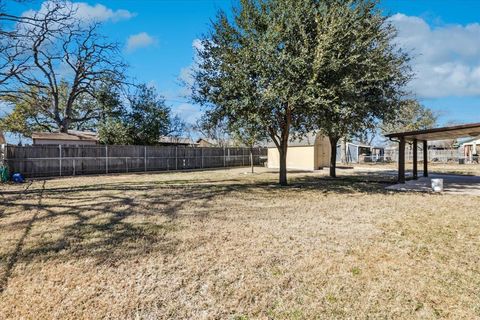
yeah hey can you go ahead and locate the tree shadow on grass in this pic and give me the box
[286,171,397,194]
[0,171,398,293]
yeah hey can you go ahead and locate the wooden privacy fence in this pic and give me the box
[1,144,267,178]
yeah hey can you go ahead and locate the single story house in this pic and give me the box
[195,138,241,147]
[196,138,217,147]
[32,131,99,145]
[460,137,480,162]
[267,133,331,171]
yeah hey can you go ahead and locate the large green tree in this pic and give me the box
[192,0,318,185]
[98,84,186,145]
[308,0,412,177]
[126,84,172,145]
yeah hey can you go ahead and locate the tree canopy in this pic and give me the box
[308,0,412,177]
[97,84,186,146]
[380,99,437,135]
[192,0,319,185]
[192,0,412,184]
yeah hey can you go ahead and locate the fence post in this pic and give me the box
[125,157,128,173]
[1,144,6,170]
[59,145,62,176]
[223,147,226,167]
[73,158,76,176]
[201,148,204,168]
[105,145,108,174]
[1,144,5,163]
[144,146,147,172]
[175,146,178,170]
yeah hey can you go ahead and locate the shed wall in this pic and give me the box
[314,135,331,168]
[267,146,315,171]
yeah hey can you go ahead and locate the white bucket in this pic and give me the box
[431,178,443,192]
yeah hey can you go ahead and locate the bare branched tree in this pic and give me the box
[0,0,69,87]
[0,0,126,132]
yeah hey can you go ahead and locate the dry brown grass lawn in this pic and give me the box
[1,167,479,319]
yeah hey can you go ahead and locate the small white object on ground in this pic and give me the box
[431,178,443,192]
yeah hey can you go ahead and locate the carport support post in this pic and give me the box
[412,139,418,179]
[398,137,406,183]
[423,140,428,177]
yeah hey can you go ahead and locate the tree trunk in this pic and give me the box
[59,121,69,133]
[279,144,287,185]
[329,136,339,178]
[250,147,254,174]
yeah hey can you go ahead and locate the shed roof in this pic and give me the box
[32,131,99,142]
[267,132,318,148]
[384,122,480,141]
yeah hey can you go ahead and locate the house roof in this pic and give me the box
[196,138,217,145]
[31,130,99,142]
[158,136,197,145]
[385,122,480,141]
[459,136,480,146]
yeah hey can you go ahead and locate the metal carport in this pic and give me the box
[385,122,480,183]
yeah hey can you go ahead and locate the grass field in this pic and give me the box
[1,167,479,319]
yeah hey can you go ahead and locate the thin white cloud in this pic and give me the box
[23,1,136,23]
[390,13,480,98]
[126,32,156,52]
[174,103,202,124]
[178,39,203,96]
[74,2,136,22]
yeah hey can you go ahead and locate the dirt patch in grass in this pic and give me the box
[1,167,479,319]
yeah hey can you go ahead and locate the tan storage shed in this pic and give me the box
[267,133,331,171]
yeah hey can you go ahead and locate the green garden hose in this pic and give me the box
[0,166,9,183]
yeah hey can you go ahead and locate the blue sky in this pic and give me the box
[5,0,480,139]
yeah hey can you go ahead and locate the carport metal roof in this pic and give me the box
[385,122,480,141]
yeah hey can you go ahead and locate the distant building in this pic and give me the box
[195,138,240,147]
[196,138,217,147]
[32,131,99,145]
[336,142,375,164]
[267,132,331,171]
[460,137,480,162]
[157,136,198,146]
